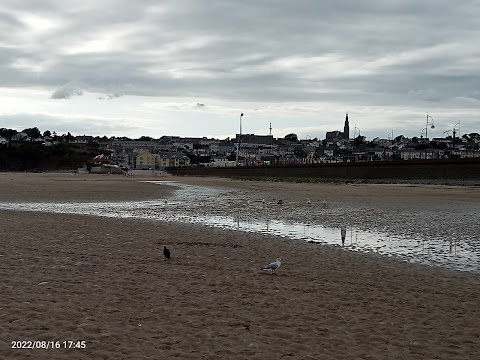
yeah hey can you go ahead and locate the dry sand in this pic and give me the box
[0,173,479,359]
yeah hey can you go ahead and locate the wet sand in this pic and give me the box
[1,173,479,359]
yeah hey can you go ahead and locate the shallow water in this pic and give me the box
[1,180,478,272]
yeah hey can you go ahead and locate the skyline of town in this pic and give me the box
[2,113,477,143]
[2,117,479,172]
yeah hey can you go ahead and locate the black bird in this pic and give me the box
[163,245,171,260]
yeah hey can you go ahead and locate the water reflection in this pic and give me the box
[449,238,458,254]
[341,225,347,246]
[223,213,478,272]
[0,180,478,273]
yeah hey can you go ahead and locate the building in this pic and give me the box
[234,134,275,146]
[209,156,236,167]
[135,150,157,169]
[11,132,29,141]
[157,152,190,168]
[326,113,350,141]
[71,135,94,144]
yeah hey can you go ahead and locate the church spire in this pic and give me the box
[343,113,350,140]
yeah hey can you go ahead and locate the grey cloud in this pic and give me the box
[1,0,480,137]
[4,0,479,104]
[0,11,23,35]
[97,93,124,100]
[51,84,84,99]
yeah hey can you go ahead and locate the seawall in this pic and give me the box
[168,157,480,183]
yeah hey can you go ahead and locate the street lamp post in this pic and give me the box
[454,121,460,135]
[388,130,394,141]
[420,128,427,139]
[236,113,244,166]
[425,114,435,139]
[452,121,460,151]
[353,126,361,152]
[354,126,360,139]
[444,121,461,152]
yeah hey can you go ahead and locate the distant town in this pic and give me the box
[1,113,479,172]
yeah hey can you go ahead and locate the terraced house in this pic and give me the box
[135,150,190,170]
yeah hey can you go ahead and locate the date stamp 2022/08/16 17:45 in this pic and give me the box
[11,340,86,350]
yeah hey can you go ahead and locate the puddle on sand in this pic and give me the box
[0,180,478,273]
[184,213,479,273]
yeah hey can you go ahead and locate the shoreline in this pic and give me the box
[1,173,480,359]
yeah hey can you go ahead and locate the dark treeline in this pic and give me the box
[0,142,106,171]
[0,126,145,143]
[0,127,110,171]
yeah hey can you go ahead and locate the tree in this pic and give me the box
[413,143,427,150]
[60,132,74,142]
[43,130,51,137]
[22,127,41,139]
[0,128,17,140]
[468,132,479,139]
[431,141,447,150]
[354,135,366,148]
[284,133,298,142]
[136,136,153,141]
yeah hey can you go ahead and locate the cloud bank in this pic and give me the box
[0,0,479,138]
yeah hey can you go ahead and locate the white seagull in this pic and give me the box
[261,258,282,274]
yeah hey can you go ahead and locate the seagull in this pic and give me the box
[307,198,311,205]
[261,258,282,274]
[163,245,171,260]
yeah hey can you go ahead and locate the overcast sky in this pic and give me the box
[1,0,479,140]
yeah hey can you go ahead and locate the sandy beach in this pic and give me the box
[1,173,479,359]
